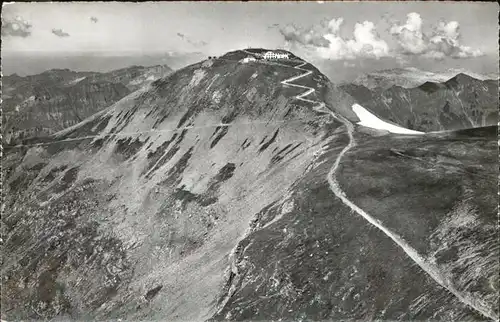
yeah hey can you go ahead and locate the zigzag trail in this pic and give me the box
[242,49,326,112]
[247,53,497,321]
[280,61,326,112]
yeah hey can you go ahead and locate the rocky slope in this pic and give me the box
[341,73,498,132]
[86,64,173,91]
[2,65,172,145]
[2,49,498,321]
[3,78,130,144]
[2,49,336,321]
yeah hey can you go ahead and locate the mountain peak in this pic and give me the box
[418,81,444,93]
[444,72,480,88]
[217,48,302,62]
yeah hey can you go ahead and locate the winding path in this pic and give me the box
[275,56,498,321]
[242,50,326,112]
[280,61,326,112]
[325,111,497,321]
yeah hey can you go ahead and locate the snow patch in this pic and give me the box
[352,103,424,135]
[68,76,87,85]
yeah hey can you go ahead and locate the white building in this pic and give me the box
[263,51,290,60]
[241,56,257,63]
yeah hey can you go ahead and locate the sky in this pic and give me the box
[2,1,498,80]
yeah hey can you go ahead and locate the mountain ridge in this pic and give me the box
[2,49,498,321]
[340,72,498,132]
[352,67,498,90]
[2,64,173,145]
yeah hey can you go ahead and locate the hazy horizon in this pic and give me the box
[3,50,498,85]
[2,2,498,82]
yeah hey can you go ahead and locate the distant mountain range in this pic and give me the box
[2,51,204,76]
[341,72,498,132]
[2,65,172,144]
[352,67,498,90]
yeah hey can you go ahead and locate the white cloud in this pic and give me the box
[390,12,426,54]
[279,13,482,61]
[52,28,70,37]
[279,21,331,48]
[176,32,208,47]
[1,16,32,38]
[390,13,483,59]
[281,18,389,60]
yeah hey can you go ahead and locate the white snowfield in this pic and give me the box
[352,103,424,135]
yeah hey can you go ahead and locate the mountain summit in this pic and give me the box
[3,49,498,321]
[2,49,350,320]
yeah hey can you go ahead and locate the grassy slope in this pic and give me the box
[338,126,499,317]
[211,126,488,321]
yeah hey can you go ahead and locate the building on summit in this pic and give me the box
[262,51,290,60]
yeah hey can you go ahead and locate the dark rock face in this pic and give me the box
[2,50,497,321]
[340,73,498,132]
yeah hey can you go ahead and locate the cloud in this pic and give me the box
[278,13,482,61]
[268,23,280,30]
[389,12,426,54]
[90,16,98,23]
[1,16,32,38]
[279,18,389,60]
[390,13,482,59]
[51,28,70,37]
[177,32,207,47]
[279,21,331,48]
